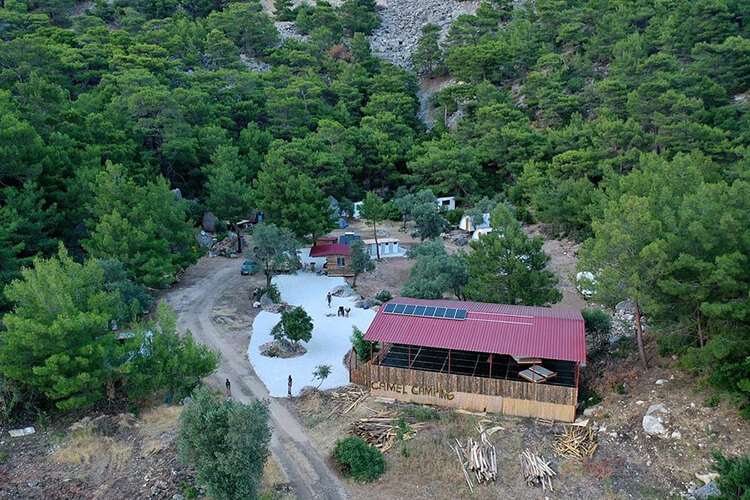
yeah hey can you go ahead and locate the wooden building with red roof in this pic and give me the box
[349,298,586,421]
[309,242,353,277]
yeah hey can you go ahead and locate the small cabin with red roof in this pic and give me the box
[349,298,586,421]
[309,243,353,277]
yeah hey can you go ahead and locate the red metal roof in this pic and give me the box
[364,297,586,363]
[309,243,350,257]
[316,236,338,242]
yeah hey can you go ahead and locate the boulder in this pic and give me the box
[695,473,720,485]
[331,284,359,298]
[202,212,217,232]
[642,403,670,438]
[260,293,275,306]
[356,298,382,309]
[693,481,720,499]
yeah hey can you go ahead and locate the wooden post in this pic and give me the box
[489,354,493,379]
[448,350,451,374]
[575,363,580,388]
[408,345,411,370]
[370,342,373,363]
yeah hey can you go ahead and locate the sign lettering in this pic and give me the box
[371,381,454,400]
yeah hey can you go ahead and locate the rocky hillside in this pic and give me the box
[370,0,481,68]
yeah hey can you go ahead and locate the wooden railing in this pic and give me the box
[350,362,577,407]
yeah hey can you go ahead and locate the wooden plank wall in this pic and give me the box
[350,363,577,407]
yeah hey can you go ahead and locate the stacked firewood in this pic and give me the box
[521,450,556,491]
[449,426,498,491]
[552,424,598,458]
[350,411,423,452]
[327,386,368,418]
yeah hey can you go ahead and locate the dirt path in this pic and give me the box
[163,258,348,500]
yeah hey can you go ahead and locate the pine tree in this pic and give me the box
[359,192,386,259]
[349,240,375,287]
[464,204,561,306]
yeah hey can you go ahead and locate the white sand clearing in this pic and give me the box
[248,273,376,397]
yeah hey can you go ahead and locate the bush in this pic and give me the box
[266,283,281,303]
[384,200,401,221]
[333,436,385,482]
[712,451,750,499]
[657,332,695,357]
[443,208,464,225]
[375,290,392,302]
[351,326,374,362]
[178,387,271,500]
[582,308,612,352]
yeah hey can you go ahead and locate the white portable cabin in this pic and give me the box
[436,196,455,211]
[362,238,401,258]
[472,227,494,240]
[352,201,364,218]
[458,213,490,232]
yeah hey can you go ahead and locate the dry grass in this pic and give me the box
[50,428,133,474]
[137,405,183,457]
[139,405,183,435]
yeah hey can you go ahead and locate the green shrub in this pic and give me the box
[332,436,385,482]
[351,326,375,362]
[375,290,392,302]
[579,387,602,409]
[266,283,281,303]
[582,308,612,352]
[712,451,750,499]
[384,201,401,221]
[402,406,439,422]
[443,208,464,225]
[657,332,695,357]
[704,395,720,408]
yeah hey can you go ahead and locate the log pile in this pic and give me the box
[350,411,423,452]
[449,426,498,491]
[521,450,556,491]
[327,386,368,418]
[552,424,598,459]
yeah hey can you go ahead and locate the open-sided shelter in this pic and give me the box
[349,298,586,421]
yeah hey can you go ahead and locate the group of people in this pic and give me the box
[327,291,350,317]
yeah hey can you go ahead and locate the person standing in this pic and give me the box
[288,375,293,398]
[225,378,232,399]
[327,291,332,308]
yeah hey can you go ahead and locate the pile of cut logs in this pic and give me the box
[552,424,598,458]
[326,386,368,418]
[521,449,556,491]
[449,426,498,491]
[350,411,424,452]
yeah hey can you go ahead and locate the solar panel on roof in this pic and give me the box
[381,303,467,320]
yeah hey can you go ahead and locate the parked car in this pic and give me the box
[241,260,259,275]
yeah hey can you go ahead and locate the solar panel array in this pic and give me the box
[382,302,468,320]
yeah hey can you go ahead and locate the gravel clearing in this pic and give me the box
[248,273,376,397]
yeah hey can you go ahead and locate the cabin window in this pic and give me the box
[337,257,346,267]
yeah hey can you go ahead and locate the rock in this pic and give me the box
[642,415,668,438]
[693,481,720,499]
[696,473,720,485]
[671,430,682,439]
[202,212,216,232]
[646,403,667,416]
[376,229,390,237]
[643,404,670,438]
[173,495,184,500]
[655,379,668,385]
[583,406,599,417]
[453,235,469,246]
[330,284,359,297]
[356,298,382,309]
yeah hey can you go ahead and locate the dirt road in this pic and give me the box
[163,258,348,500]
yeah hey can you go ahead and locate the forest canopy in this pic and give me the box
[0,0,748,413]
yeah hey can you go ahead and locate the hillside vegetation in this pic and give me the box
[0,0,748,419]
